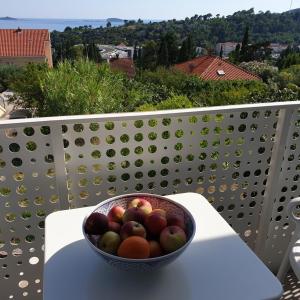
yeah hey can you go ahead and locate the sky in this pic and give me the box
[2,0,300,20]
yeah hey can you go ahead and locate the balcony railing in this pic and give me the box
[0,101,300,299]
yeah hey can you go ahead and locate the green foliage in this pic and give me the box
[229,27,272,63]
[282,65,300,87]
[11,60,152,116]
[7,59,299,117]
[250,84,298,103]
[277,47,300,69]
[239,61,278,83]
[137,95,193,111]
[178,35,196,63]
[10,63,48,113]
[137,67,266,107]
[141,40,157,70]
[51,9,300,59]
[83,43,102,63]
[0,65,23,92]
[157,37,169,67]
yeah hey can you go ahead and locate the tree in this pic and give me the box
[186,35,196,59]
[178,39,189,63]
[69,45,84,61]
[177,35,195,63]
[83,43,102,63]
[240,26,249,61]
[0,65,23,92]
[277,46,300,69]
[11,60,153,116]
[106,21,111,28]
[164,32,179,65]
[157,37,169,67]
[133,43,138,61]
[219,45,223,58]
[239,61,278,83]
[141,40,157,70]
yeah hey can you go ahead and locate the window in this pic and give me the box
[217,70,225,76]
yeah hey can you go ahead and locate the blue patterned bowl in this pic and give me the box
[82,193,196,271]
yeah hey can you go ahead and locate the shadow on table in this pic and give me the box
[44,235,283,300]
[44,239,190,300]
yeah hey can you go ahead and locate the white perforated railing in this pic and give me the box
[0,101,299,299]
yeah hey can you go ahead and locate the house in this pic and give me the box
[115,43,134,58]
[215,42,239,58]
[268,43,288,59]
[0,28,53,67]
[174,55,260,81]
[99,44,134,60]
[109,57,136,78]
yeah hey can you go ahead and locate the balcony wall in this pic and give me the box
[0,101,299,299]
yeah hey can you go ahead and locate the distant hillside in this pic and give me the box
[287,8,300,13]
[51,8,300,54]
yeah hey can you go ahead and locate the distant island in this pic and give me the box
[0,16,17,20]
[106,18,123,22]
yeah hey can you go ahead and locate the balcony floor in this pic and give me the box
[281,270,300,300]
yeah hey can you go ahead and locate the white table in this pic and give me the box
[43,193,282,300]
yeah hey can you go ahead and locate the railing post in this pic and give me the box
[51,124,69,210]
[255,108,294,259]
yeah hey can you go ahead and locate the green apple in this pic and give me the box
[160,226,187,253]
[98,231,121,255]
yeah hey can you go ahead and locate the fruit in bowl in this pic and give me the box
[82,193,196,271]
[120,221,147,240]
[128,197,153,214]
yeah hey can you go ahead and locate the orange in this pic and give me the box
[117,236,150,259]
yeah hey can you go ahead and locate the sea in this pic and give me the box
[0,18,157,32]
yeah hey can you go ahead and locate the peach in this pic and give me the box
[117,236,150,259]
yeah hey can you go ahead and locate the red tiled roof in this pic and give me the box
[109,58,136,78]
[175,55,260,81]
[0,29,50,57]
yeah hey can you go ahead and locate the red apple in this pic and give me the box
[84,212,108,235]
[107,206,125,223]
[152,209,166,218]
[120,221,146,240]
[145,210,167,236]
[160,226,187,253]
[122,207,147,224]
[129,198,152,215]
[98,231,121,255]
[108,221,121,233]
[148,240,163,258]
[166,212,186,231]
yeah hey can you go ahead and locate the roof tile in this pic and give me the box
[175,55,260,81]
[0,29,50,57]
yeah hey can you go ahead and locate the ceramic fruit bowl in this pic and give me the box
[82,193,196,271]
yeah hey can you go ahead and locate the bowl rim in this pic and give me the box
[82,192,196,263]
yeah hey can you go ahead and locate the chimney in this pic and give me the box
[15,27,22,33]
